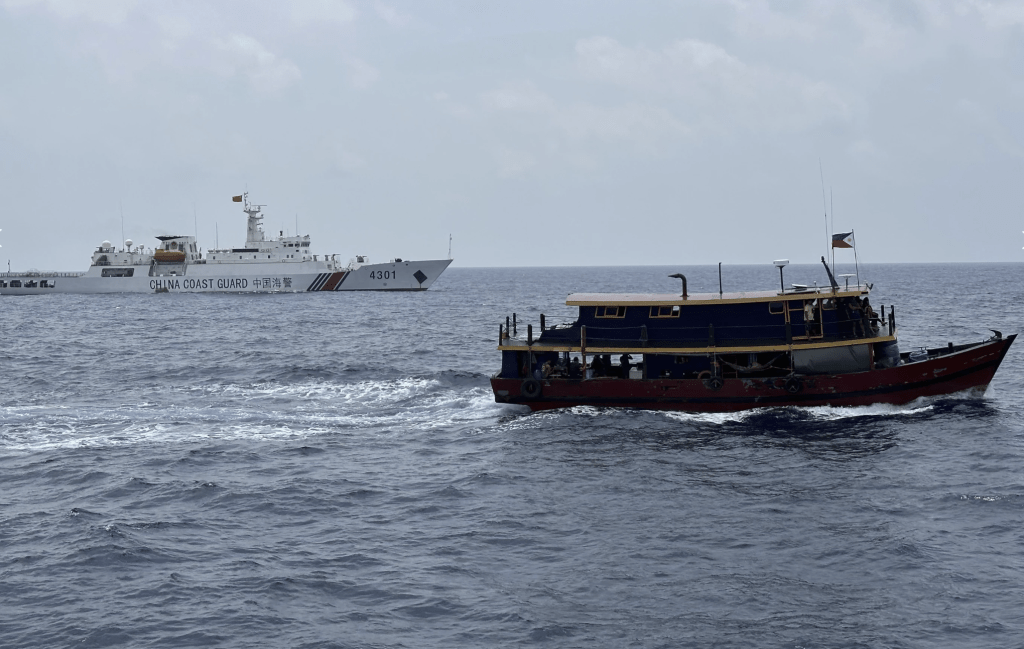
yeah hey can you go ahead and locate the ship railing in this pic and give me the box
[0,271,86,278]
[499,312,892,347]
[780,283,869,296]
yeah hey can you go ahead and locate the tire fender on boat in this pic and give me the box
[521,378,542,399]
[699,371,724,391]
[785,377,803,394]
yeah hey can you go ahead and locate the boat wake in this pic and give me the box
[0,377,505,453]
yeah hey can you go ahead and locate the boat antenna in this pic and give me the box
[194,202,198,241]
[830,188,835,273]
[448,233,452,259]
[819,159,828,270]
[120,201,125,252]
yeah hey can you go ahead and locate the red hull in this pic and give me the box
[491,335,1016,413]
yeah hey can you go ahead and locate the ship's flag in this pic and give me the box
[232,195,243,202]
[832,231,854,248]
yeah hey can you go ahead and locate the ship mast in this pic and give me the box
[242,192,267,244]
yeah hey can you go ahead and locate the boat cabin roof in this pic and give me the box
[566,286,869,307]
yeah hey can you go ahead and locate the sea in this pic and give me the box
[2,263,1023,649]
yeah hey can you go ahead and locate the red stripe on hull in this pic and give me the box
[491,335,1015,413]
[321,272,345,291]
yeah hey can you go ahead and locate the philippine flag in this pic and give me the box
[832,231,854,248]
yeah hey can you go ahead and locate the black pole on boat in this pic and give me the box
[820,256,838,289]
[540,314,545,331]
[506,316,510,337]
[774,259,789,294]
[513,313,517,336]
[718,262,723,298]
[527,324,533,346]
[581,325,587,371]
[669,273,688,299]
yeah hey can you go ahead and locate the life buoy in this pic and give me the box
[785,377,803,394]
[521,378,542,399]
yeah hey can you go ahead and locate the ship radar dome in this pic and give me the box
[101,240,111,248]
[125,239,133,248]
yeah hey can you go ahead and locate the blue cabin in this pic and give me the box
[497,282,898,382]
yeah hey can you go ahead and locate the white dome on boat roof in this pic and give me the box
[125,239,133,248]
[101,240,111,248]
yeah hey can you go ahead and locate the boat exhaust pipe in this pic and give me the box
[669,273,688,299]
[820,256,838,289]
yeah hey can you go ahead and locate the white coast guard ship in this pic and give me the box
[0,194,452,295]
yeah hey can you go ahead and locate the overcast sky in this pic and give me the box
[2,0,1023,270]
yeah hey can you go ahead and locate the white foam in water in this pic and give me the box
[663,410,759,425]
[793,402,934,420]
[0,379,508,452]
[661,400,938,424]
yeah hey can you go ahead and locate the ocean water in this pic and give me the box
[2,263,1023,648]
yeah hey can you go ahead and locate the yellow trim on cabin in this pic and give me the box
[498,333,897,355]
[566,289,868,307]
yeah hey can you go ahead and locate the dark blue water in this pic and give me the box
[2,264,1023,648]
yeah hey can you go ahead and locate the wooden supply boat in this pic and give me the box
[490,259,1015,412]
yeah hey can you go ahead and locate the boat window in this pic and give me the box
[595,306,627,318]
[649,305,680,318]
[10,280,21,287]
[821,298,836,310]
[102,268,135,277]
[768,301,784,314]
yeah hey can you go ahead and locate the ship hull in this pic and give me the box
[491,335,1016,412]
[0,259,452,295]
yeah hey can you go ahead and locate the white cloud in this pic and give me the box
[483,82,554,114]
[483,81,687,148]
[2,0,136,24]
[289,0,357,25]
[344,57,379,89]
[431,91,473,118]
[725,0,821,41]
[494,148,537,177]
[557,103,687,142]
[575,36,852,133]
[213,34,301,93]
[374,2,411,27]
[964,0,1024,28]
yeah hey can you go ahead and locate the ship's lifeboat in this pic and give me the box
[154,250,187,262]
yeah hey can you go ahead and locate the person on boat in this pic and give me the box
[863,298,879,335]
[542,359,555,378]
[847,298,865,337]
[569,357,582,378]
[591,355,605,377]
[803,300,817,336]
[619,354,632,378]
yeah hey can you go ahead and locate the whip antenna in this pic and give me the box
[819,159,828,270]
